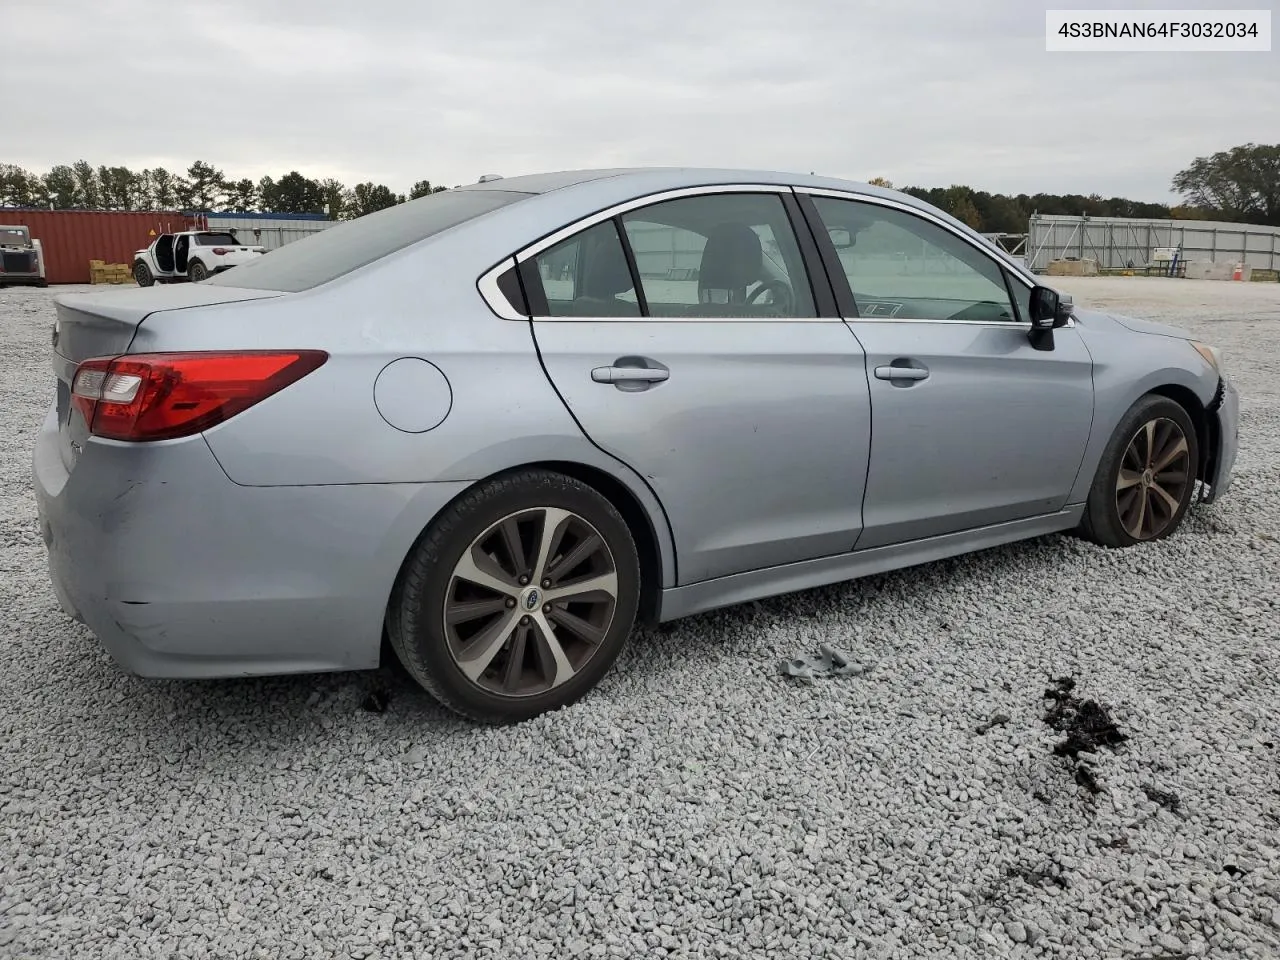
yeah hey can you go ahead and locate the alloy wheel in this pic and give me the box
[443,507,619,697]
[1115,417,1192,540]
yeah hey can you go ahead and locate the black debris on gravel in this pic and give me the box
[361,689,390,713]
[1042,676,1127,795]
[1006,860,1070,890]
[1142,785,1183,814]
[975,713,1011,735]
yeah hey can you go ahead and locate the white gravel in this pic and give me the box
[2,278,1279,959]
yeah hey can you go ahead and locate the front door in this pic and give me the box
[802,192,1095,550]
[526,189,872,585]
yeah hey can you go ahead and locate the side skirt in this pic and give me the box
[657,507,1084,621]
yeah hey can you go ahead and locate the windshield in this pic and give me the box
[0,227,30,246]
[205,188,530,292]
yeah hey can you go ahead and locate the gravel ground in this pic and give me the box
[2,278,1279,959]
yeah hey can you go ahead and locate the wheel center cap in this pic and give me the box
[521,587,542,612]
[1141,469,1154,486]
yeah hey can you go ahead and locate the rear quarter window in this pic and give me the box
[205,189,530,292]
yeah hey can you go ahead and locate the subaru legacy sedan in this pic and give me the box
[34,168,1239,722]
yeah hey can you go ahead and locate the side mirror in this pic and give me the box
[828,227,853,249]
[1028,285,1073,329]
[1027,285,1072,351]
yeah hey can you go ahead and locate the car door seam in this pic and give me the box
[843,321,874,552]
[523,318,681,585]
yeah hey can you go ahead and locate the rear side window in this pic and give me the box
[206,189,529,292]
[195,233,238,246]
[528,221,641,317]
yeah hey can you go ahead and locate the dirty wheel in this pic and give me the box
[1080,394,1199,547]
[388,470,640,723]
[188,260,209,282]
[133,262,154,287]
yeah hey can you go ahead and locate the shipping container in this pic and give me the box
[192,211,333,252]
[0,210,193,284]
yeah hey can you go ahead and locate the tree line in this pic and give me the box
[1,143,1275,230]
[0,160,447,220]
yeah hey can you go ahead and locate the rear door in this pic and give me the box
[800,191,1095,549]
[524,187,872,585]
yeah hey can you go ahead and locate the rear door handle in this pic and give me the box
[874,364,929,382]
[591,365,670,384]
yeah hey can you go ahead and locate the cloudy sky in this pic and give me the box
[2,0,1275,201]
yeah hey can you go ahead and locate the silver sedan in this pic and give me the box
[33,168,1240,722]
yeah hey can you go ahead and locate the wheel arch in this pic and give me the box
[1147,382,1211,482]
[385,459,675,631]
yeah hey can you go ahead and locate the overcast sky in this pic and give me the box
[2,0,1275,202]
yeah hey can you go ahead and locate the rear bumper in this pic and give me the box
[32,406,469,678]
[1203,375,1239,503]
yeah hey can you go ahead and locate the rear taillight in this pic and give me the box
[71,350,328,442]
[211,247,230,255]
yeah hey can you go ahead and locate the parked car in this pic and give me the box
[0,224,47,287]
[35,168,1239,723]
[132,230,264,286]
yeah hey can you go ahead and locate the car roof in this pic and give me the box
[455,166,893,198]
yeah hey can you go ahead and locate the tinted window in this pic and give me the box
[529,220,640,317]
[620,193,815,318]
[195,233,239,246]
[811,197,1016,322]
[205,188,529,292]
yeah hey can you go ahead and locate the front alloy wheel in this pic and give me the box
[1115,417,1192,540]
[1080,393,1200,548]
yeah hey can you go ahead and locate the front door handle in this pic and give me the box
[874,363,929,382]
[591,364,669,384]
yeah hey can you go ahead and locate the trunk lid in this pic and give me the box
[52,284,282,472]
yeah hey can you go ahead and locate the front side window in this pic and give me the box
[620,193,815,318]
[810,196,1017,323]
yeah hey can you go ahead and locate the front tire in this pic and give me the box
[188,260,209,282]
[133,262,154,287]
[388,470,641,723]
[1080,394,1199,548]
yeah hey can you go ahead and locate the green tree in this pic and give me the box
[346,182,402,218]
[318,178,347,219]
[867,176,894,189]
[185,160,226,211]
[1172,142,1280,226]
[43,165,80,208]
[225,178,258,211]
[71,160,101,208]
[98,165,141,210]
[409,179,448,199]
[0,164,40,207]
[265,171,325,213]
[142,168,180,209]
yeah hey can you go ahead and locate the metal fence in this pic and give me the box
[195,214,333,252]
[1027,214,1280,272]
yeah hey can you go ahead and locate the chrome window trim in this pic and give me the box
[795,186,1076,329]
[513,183,784,264]
[477,258,525,321]
[478,184,830,322]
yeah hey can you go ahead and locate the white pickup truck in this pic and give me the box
[133,230,265,286]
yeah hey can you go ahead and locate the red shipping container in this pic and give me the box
[0,210,196,284]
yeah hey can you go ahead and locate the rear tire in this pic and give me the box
[188,260,209,282]
[1079,394,1199,548]
[133,262,154,287]
[388,470,640,723]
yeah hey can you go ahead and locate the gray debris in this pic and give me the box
[779,644,872,681]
